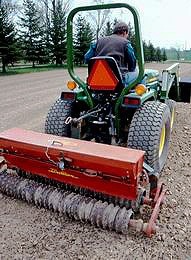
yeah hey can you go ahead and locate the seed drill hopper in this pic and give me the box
[0,3,181,237]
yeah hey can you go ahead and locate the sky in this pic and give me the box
[73,0,191,49]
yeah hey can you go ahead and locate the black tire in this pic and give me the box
[165,99,176,131]
[45,98,72,137]
[127,101,171,173]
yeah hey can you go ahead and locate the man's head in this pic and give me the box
[113,22,129,38]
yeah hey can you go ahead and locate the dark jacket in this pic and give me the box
[84,34,136,72]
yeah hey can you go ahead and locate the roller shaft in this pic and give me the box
[17,170,132,209]
[0,171,135,234]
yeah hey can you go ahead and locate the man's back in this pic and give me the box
[84,22,136,73]
[95,34,129,68]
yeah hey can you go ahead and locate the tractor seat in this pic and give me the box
[87,56,125,92]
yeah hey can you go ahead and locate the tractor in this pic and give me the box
[0,3,186,237]
[45,3,179,173]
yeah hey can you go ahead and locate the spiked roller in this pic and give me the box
[0,128,166,237]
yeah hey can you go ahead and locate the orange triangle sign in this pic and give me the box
[87,60,119,90]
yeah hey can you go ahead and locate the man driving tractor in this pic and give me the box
[84,22,138,85]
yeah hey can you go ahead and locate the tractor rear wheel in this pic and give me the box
[165,99,176,131]
[45,98,72,137]
[127,101,171,173]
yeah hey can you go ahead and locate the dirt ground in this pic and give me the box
[0,62,191,259]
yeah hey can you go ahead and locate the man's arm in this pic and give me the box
[84,42,96,64]
[125,42,136,72]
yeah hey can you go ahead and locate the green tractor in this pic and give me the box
[45,3,180,174]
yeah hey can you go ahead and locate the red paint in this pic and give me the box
[145,183,166,237]
[0,128,145,200]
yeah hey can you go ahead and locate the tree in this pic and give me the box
[19,0,44,67]
[147,41,156,61]
[155,47,162,62]
[89,0,110,41]
[74,15,94,65]
[50,0,69,65]
[0,3,19,72]
[162,49,167,62]
[143,41,149,62]
[103,21,113,36]
[38,0,52,63]
[143,41,159,62]
[175,47,181,60]
[113,18,118,26]
[35,0,70,65]
[0,0,19,17]
[127,22,136,52]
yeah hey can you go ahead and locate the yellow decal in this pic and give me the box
[60,140,78,146]
[49,168,78,179]
[148,77,157,83]
[50,139,78,147]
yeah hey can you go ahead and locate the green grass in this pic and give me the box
[0,64,68,76]
[0,60,190,76]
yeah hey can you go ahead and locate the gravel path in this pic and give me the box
[0,63,191,259]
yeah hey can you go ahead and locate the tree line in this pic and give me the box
[0,0,167,73]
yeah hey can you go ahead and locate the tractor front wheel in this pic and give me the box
[127,101,171,173]
[45,98,73,137]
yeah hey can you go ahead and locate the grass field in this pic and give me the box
[0,61,190,76]
[0,64,68,75]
